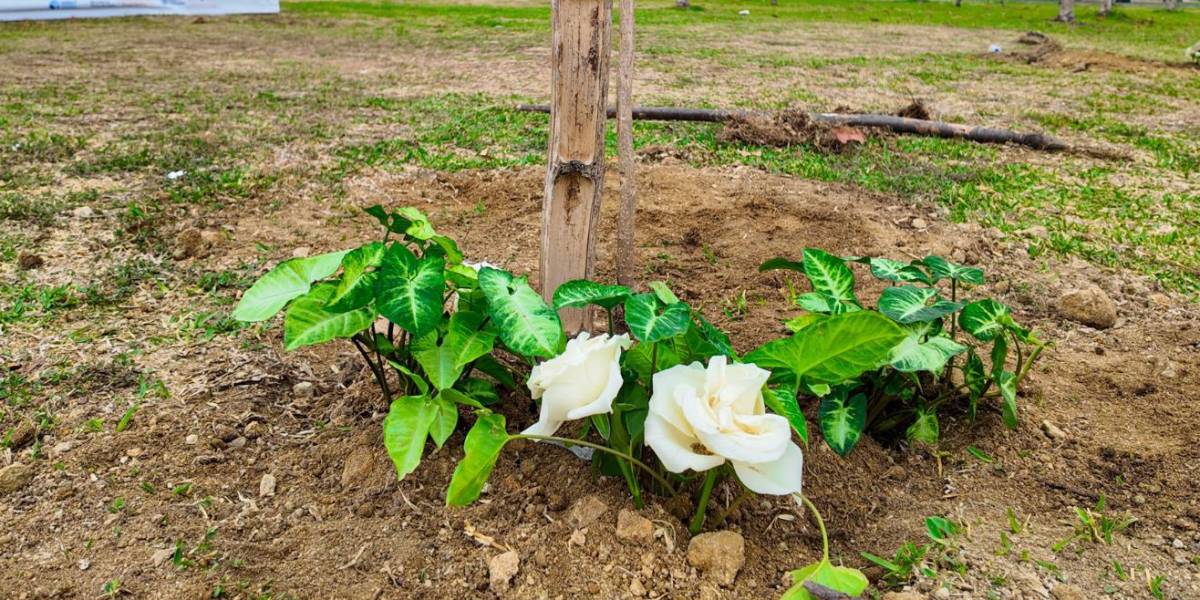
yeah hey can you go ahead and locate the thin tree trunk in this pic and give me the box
[1163,0,1179,10]
[1099,0,1113,16]
[541,0,613,333]
[1056,0,1075,22]
[616,0,636,288]
[675,0,688,8]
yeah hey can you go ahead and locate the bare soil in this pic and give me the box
[4,162,1199,599]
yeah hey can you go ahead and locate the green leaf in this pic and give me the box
[623,341,682,384]
[926,516,960,541]
[624,293,691,343]
[922,255,984,285]
[427,234,464,264]
[429,393,459,449]
[472,354,516,390]
[376,243,445,337]
[328,242,385,312]
[283,284,375,351]
[478,267,564,358]
[959,299,1012,342]
[906,407,940,446]
[744,312,905,387]
[412,311,496,390]
[383,395,437,481]
[648,281,681,305]
[878,285,963,324]
[693,312,736,358]
[763,385,808,446]
[783,559,870,600]
[991,334,1009,378]
[446,412,509,506]
[552,279,631,311]
[889,326,967,373]
[997,370,1018,429]
[867,257,932,285]
[785,313,827,333]
[963,349,987,419]
[795,291,859,315]
[758,257,806,273]
[232,249,349,322]
[456,378,500,407]
[818,389,866,457]
[395,206,436,240]
[802,248,858,306]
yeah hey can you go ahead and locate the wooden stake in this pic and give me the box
[615,0,636,288]
[541,0,613,333]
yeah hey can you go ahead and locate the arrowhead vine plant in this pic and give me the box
[233,208,1039,600]
[758,248,1046,456]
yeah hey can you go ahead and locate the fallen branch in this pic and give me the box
[515,104,1084,154]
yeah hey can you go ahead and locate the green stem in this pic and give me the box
[607,308,616,335]
[1015,342,1045,385]
[689,469,720,535]
[510,434,676,493]
[798,494,830,562]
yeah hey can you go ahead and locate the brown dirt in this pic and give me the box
[4,163,1199,599]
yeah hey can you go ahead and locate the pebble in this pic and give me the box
[243,421,265,439]
[72,206,97,219]
[616,509,654,544]
[629,578,646,597]
[49,441,77,457]
[933,588,950,600]
[184,434,198,445]
[687,531,744,586]
[1041,420,1067,441]
[0,463,34,495]
[293,381,315,397]
[488,550,520,593]
[340,446,375,488]
[1051,584,1086,600]
[291,247,312,258]
[150,547,174,567]
[260,473,277,497]
[911,217,928,229]
[568,495,609,529]
[1057,286,1117,329]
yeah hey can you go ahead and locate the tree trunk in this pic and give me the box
[615,0,636,288]
[675,0,688,8]
[1163,0,1179,11]
[541,0,612,333]
[1056,0,1075,22]
[1099,0,1113,16]
[955,0,962,7]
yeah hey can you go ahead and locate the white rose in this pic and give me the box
[645,356,804,495]
[522,331,632,437]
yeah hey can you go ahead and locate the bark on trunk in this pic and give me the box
[1056,0,1075,22]
[615,0,636,288]
[541,0,612,333]
[1163,0,1180,10]
[1099,0,1113,16]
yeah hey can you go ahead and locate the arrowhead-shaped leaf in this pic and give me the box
[878,285,963,324]
[818,389,866,456]
[624,293,691,343]
[446,411,509,506]
[958,299,1012,342]
[906,406,940,446]
[782,559,870,600]
[866,257,933,285]
[478,267,563,358]
[759,257,806,273]
[383,395,438,481]
[328,242,385,312]
[376,243,445,337]
[922,255,984,285]
[552,279,631,311]
[412,311,496,390]
[997,370,1018,429]
[744,311,904,386]
[429,392,460,449]
[802,248,859,306]
[763,385,809,446]
[889,322,967,373]
[233,249,349,322]
[283,283,375,351]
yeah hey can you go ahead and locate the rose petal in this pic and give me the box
[645,411,725,474]
[564,348,624,421]
[695,411,791,464]
[649,362,707,434]
[731,441,804,495]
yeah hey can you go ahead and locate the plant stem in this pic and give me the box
[607,308,615,335]
[510,434,676,493]
[798,494,830,562]
[351,336,391,401]
[651,343,659,373]
[689,468,720,535]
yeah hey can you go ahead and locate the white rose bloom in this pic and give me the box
[522,331,632,437]
[645,356,803,495]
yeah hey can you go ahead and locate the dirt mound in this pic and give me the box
[718,109,823,147]
[894,100,931,121]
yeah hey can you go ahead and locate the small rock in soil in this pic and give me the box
[910,217,928,229]
[293,381,315,397]
[184,434,198,445]
[488,550,520,593]
[1041,420,1067,440]
[291,246,312,258]
[0,463,34,494]
[8,421,36,449]
[72,206,97,219]
[1057,285,1117,329]
[17,252,43,270]
[260,473,277,497]
[687,531,744,586]
[341,446,375,488]
[173,228,211,260]
[243,421,265,439]
[213,423,238,443]
[569,495,609,529]
[1051,584,1086,600]
[629,578,647,597]
[150,547,174,567]
[882,593,923,600]
[616,509,654,544]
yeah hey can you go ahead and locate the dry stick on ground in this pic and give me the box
[517,104,1099,154]
[540,0,613,333]
[615,0,636,288]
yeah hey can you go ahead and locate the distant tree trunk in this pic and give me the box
[955,0,962,7]
[1056,0,1075,22]
[1099,0,1113,16]
[675,0,688,8]
[1163,0,1179,10]
[615,0,636,288]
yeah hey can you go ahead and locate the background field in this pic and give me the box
[1,1,1199,599]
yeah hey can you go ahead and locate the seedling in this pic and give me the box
[1054,495,1136,552]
